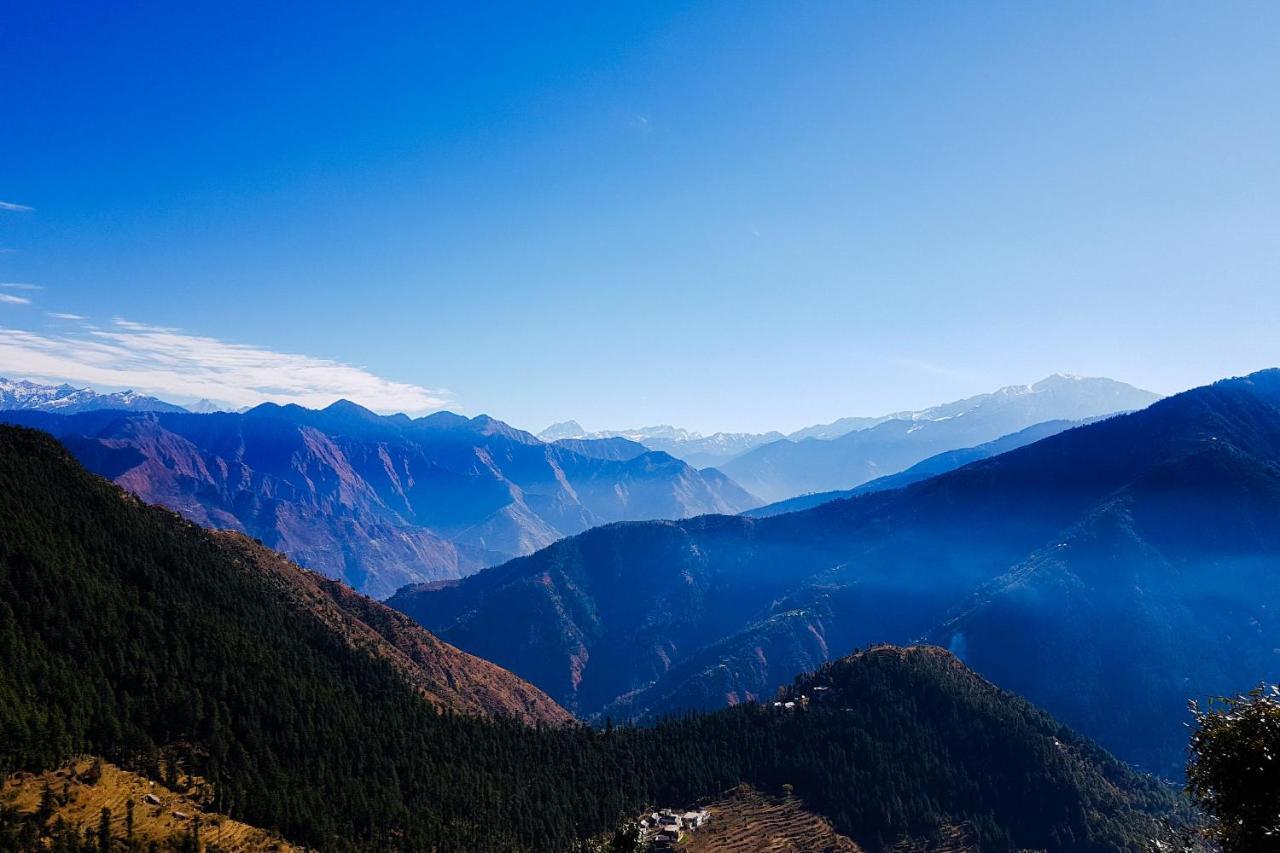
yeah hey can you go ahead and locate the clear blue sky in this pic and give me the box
[2,2,1278,433]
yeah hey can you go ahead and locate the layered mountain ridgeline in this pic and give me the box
[0,401,757,597]
[392,369,1280,776]
[545,375,1158,482]
[721,375,1161,501]
[0,377,185,414]
[550,436,651,460]
[0,424,1192,851]
[540,422,788,470]
[745,418,1090,518]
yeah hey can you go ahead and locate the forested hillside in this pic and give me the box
[0,425,1188,851]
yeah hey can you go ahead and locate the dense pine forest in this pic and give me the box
[0,426,1190,851]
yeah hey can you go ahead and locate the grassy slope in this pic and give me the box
[2,758,295,851]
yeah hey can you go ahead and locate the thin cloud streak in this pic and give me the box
[0,282,41,290]
[0,201,34,212]
[0,295,32,305]
[881,356,991,385]
[0,320,454,414]
[47,312,86,321]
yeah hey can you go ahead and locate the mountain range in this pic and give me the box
[539,421,788,469]
[719,375,1163,501]
[0,401,758,598]
[0,431,1191,849]
[0,376,186,414]
[744,417,1093,517]
[541,375,1161,495]
[391,369,1280,777]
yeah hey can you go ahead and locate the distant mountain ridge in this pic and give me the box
[539,374,1160,477]
[0,401,758,597]
[391,369,1280,776]
[744,417,1094,517]
[721,375,1161,500]
[538,422,785,469]
[0,376,186,414]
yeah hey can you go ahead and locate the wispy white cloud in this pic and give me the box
[0,295,31,306]
[47,312,86,321]
[0,282,40,290]
[0,320,453,414]
[882,356,990,384]
[0,201,34,212]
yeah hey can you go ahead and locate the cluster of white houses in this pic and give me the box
[770,684,832,710]
[638,808,710,850]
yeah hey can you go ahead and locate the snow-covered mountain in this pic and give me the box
[0,377,186,414]
[536,421,784,468]
[721,375,1163,501]
[539,375,1161,471]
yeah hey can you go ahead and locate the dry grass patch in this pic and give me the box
[2,757,298,851]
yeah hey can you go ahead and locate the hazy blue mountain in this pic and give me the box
[539,375,1159,474]
[655,431,789,468]
[538,421,785,468]
[0,376,186,414]
[550,436,650,460]
[390,369,1280,776]
[538,419,587,441]
[745,418,1091,517]
[0,424,1188,850]
[721,375,1162,501]
[0,402,759,598]
[786,414,901,441]
[186,397,226,413]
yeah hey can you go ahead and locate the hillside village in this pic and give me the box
[631,690,840,849]
[637,807,710,850]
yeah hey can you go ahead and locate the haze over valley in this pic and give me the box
[4,3,1280,851]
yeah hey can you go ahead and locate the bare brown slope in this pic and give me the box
[211,530,573,726]
[2,758,297,852]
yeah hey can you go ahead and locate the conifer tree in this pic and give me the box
[97,807,111,853]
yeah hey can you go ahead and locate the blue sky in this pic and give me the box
[2,2,1278,433]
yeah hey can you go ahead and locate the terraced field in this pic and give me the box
[1,757,297,851]
[680,785,863,852]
